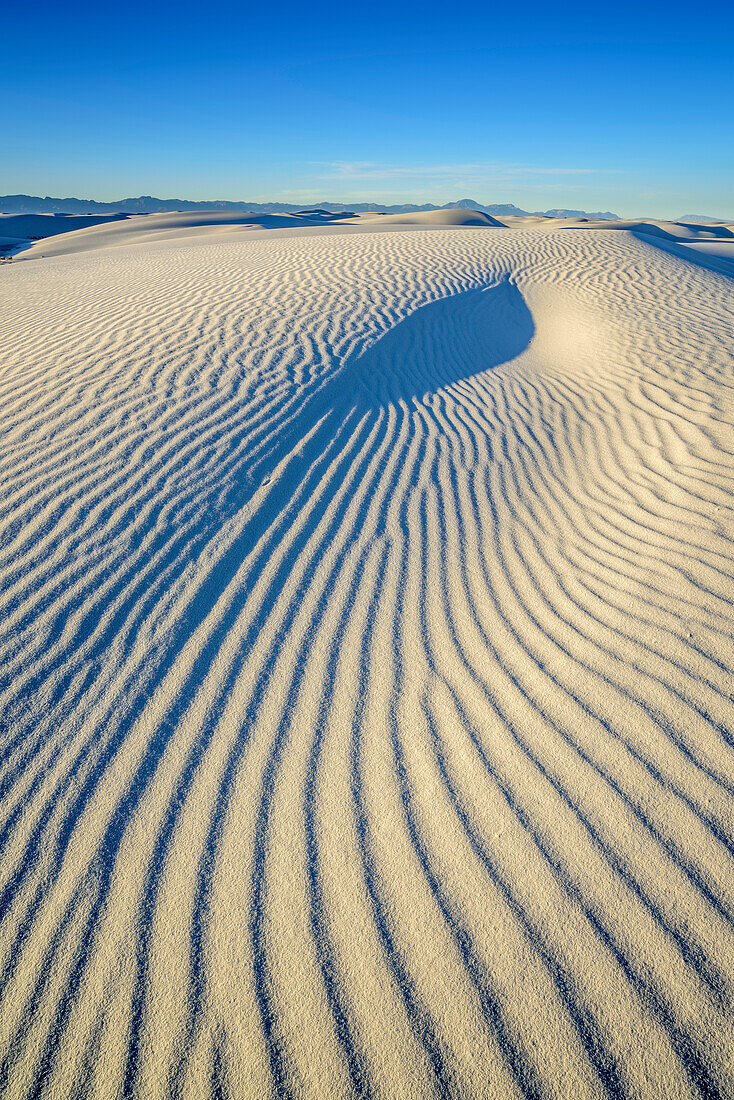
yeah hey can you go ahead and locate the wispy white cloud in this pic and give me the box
[311,160,620,183]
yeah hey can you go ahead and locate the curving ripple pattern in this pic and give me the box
[0,227,733,1099]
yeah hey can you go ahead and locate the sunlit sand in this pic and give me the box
[0,214,732,1098]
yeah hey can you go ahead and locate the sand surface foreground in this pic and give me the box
[0,224,733,1099]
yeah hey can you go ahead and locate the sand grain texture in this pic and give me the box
[0,225,733,1099]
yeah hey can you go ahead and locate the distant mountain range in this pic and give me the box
[0,194,620,220]
[676,213,733,224]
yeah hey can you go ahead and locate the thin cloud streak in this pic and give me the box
[312,161,622,183]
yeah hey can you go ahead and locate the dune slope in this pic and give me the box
[0,226,732,1100]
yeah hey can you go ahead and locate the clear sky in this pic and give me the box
[4,0,733,218]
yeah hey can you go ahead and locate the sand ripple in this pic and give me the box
[0,227,732,1099]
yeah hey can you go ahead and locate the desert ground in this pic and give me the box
[0,211,732,1099]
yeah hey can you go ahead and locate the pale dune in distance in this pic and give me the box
[5,207,733,273]
[0,217,733,1099]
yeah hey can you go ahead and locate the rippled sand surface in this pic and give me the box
[0,226,733,1099]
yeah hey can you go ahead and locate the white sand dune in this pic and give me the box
[629,232,734,277]
[2,209,363,260]
[4,208,505,262]
[560,219,734,276]
[356,209,504,227]
[0,212,128,239]
[0,213,128,259]
[8,209,733,274]
[0,222,733,1100]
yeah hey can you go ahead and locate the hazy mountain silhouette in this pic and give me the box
[0,194,620,219]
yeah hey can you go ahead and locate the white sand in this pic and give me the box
[0,221,733,1099]
[1,209,359,259]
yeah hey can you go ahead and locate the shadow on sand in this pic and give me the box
[4,279,537,1099]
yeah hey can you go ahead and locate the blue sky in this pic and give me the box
[4,0,733,217]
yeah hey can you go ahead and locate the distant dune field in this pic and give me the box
[0,220,733,1099]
